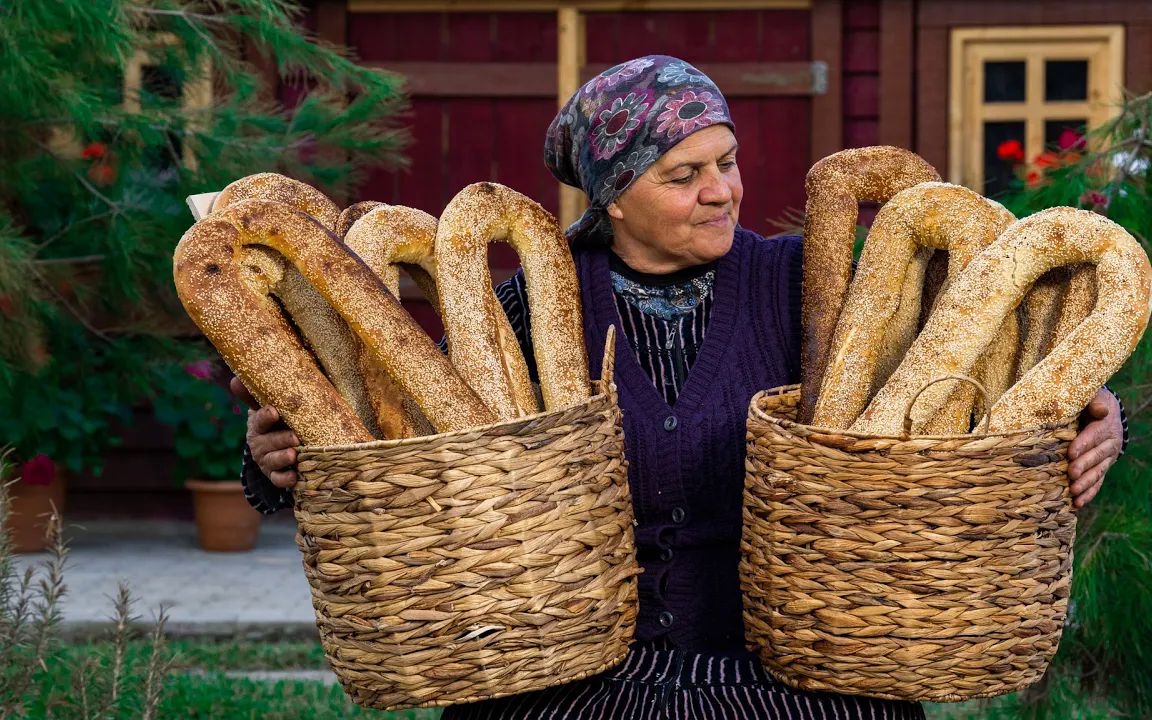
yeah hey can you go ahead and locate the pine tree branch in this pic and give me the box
[34,214,118,254]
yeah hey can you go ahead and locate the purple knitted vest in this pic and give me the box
[573,227,802,653]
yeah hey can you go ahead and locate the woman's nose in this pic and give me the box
[699,167,733,205]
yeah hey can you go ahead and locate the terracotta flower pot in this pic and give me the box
[186,479,262,552]
[5,474,66,553]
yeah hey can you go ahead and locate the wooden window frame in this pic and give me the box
[948,25,1124,191]
[123,32,213,171]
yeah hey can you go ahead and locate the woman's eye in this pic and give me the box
[670,173,693,185]
[720,159,737,170]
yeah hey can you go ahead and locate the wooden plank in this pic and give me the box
[844,0,878,30]
[844,74,878,118]
[370,60,828,96]
[727,98,764,226]
[711,10,762,61]
[845,119,879,149]
[583,11,621,63]
[843,27,879,73]
[347,11,400,61]
[878,0,913,148]
[557,7,586,229]
[445,12,496,61]
[1127,24,1152,93]
[444,98,497,202]
[917,26,949,175]
[388,98,445,214]
[752,98,811,228]
[810,0,843,163]
[918,1,1152,26]
[494,99,561,215]
[350,0,811,11]
[760,10,810,61]
[492,12,557,61]
[315,0,349,46]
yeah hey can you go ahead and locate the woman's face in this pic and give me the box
[607,125,742,273]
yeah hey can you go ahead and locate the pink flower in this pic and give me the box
[184,359,215,380]
[1058,129,1085,151]
[20,454,56,487]
[1080,190,1110,210]
[654,90,727,140]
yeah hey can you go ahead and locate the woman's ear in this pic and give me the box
[607,201,624,221]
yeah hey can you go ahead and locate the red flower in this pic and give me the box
[997,140,1025,163]
[1026,171,1042,187]
[81,142,108,160]
[20,454,57,487]
[1034,151,1061,168]
[87,162,117,186]
[1058,129,1085,151]
[184,359,215,380]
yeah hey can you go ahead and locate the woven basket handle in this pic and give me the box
[903,373,991,436]
[597,325,617,394]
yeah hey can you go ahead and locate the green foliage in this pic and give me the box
[150,354,248,482]
[972,92,1152,719]
[156,674,440,719]
[0,0,409,475]
[1,472,175,718]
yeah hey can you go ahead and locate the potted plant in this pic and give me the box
[1,452,65,554]
[152,355,257,552]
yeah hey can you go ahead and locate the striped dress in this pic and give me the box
[440,242,925,720]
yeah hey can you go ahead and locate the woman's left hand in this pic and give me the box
[1067,388,1124,509]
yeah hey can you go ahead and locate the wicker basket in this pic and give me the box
[293,331,639,711]
[741,382,1079,703]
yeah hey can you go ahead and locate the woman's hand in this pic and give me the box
[230,377,300,489]
[1067,388,1124,509]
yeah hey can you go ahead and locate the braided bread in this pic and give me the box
[813,182,1015,432]
[436,182,588,417]
[799,146,941,423]
[852,207,1151,435]
[174,199,496,445]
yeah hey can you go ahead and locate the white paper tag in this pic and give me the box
[186,191,220,221]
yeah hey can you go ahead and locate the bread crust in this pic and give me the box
[852,207,1151,434]
[212,174,384,437]
[799,146,941,423]
[436,182,589,417]
[174,199,496,444]
[814,182,1015,432]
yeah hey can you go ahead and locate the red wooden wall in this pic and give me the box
[347,8,813,252]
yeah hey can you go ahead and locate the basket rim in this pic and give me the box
[750,384,1077,441]
[298,381,618,454]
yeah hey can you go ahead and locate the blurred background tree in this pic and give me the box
[0,0,409,479]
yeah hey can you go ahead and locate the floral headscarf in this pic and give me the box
[544,55,734,245]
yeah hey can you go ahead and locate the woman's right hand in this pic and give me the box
[230,377,300,489]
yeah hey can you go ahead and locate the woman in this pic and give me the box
[235,56,1127,719]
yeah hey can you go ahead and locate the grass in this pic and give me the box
[33,638,442,719]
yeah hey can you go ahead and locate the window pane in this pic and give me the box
[1045,60,1088,101]
[1045,119,1087,150]
[141,65,183,105]
[984,61,1026,103]
[984,121,1026,198]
